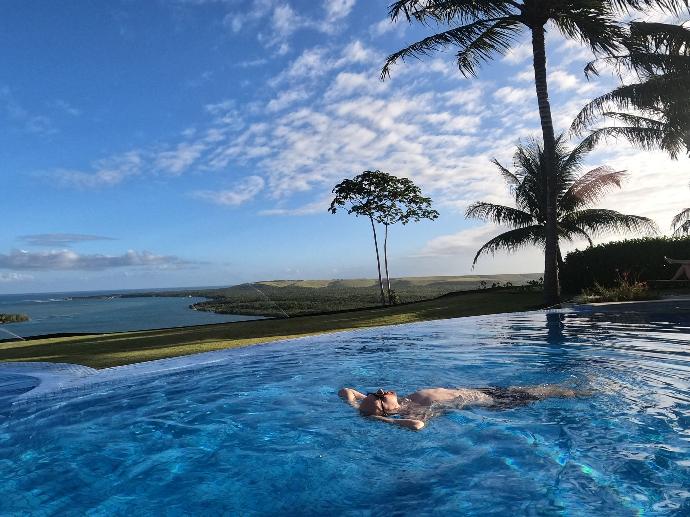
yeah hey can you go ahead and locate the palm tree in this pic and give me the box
[573,22,690,158]
[672,208,690,236]
[672,183,690,236]
[466,136,657,266]
[381,0,682,306]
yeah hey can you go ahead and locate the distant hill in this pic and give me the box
[254,274,542,290]
[187,273,543,317]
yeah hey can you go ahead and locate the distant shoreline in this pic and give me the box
[0,313,29,324]
[68,274,543,319]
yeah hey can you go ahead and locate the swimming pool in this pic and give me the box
[2,304,690,515]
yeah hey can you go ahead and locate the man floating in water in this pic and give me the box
[339,385,582,430]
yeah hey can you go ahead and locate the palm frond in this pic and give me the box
[560,167,626,211]
[560,209,658,237]
[672,207,690,236]
[455,18,522,77]
[381,17,519,79]
[465,202,535,227]
[551,7,622,55]
[388,0,516,25]
[610,0,689,14]
[557,221,594,246]
[472,225,544,266]
[491,158,520,189]
[580,125,685,158]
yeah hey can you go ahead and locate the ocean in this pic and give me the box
[0,290,262,339]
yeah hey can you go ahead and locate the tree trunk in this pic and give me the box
[531,26,561,307]
[370,215,386,306]
[384,224,392,303]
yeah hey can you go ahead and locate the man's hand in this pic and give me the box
[373,416,425,430]
[339,387,365,408]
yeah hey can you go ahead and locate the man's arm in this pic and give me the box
[372,415,425,430]
[338,387,366,408]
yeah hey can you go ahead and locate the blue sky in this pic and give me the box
[1,0,688,293]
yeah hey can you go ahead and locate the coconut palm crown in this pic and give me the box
[573,22,690,158]
[466,135,657,265]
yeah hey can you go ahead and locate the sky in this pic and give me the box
[0,0,688,294]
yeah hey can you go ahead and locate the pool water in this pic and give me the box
[2,306,690,515]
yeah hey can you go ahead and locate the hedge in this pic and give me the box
[561,237,690,293]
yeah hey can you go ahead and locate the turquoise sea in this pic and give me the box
[0,290,261,339]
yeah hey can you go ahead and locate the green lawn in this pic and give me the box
[0,289,542,369]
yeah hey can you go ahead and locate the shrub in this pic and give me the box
[578,272,656,303]
[561,236,690,293]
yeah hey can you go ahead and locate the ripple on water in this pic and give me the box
[1,308,690,514]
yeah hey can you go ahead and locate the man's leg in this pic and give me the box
[520,385,579,399]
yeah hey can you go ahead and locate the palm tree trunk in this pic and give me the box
[369,215,386,306]
[531,25,561,307]
[384,224,392,303]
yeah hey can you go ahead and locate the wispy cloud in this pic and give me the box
[192,175,265,206]
[221,0,357,53]
[19,234,116,247]
[50,99,81,116]
[0,272,34,283]
[53,151,144,188]
[0,86,55,135]
[259,196,331,216]
[0,249,192,271]
[324,0,356,23]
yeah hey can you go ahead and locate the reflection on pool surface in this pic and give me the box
[2,306,690,515]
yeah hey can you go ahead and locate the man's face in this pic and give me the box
[360,390,400,416]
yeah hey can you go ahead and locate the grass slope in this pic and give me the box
[0,289,542,369]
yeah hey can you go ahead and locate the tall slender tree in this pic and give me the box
[329,172,388,305]
[368,172,439,302]
[381,0,683,306]
[466,135,657,265]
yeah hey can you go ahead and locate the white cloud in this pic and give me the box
[51,99,81,116]
[549,69,595,94]
[325,72,384,100]
[418,224,503,257]
[54,151,143,188]
[502,42,532,64]
[0,272,33,283]
[493,86,533,105]
[155,142,206,175]
[0,249,190,271]
[266,88,310,112]
[193,175,265,206]
[0,86,55,135]
[340,40,378,66]
[324,0,356,22]
[19,234,116,247]
[370,16,397,36]
[259,196,331,216]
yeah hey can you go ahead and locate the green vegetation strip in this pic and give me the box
[0,289,542,369]
[0,313,29,324]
